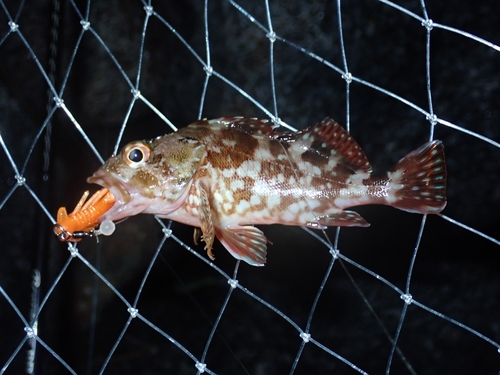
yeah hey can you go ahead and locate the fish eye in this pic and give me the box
[122,142,151,168]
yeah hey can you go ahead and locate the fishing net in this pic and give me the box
[1,0,500,374]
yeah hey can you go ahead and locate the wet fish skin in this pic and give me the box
[88,117,447,266]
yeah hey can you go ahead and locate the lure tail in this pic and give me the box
[54,188,116,242]
[386,140,447,214]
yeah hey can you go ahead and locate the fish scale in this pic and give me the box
[86,117,447,266]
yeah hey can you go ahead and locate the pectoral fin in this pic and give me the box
[306,210,369,228]
[193,227,202,246]
[217,226,268,267]
[197,182,216,260]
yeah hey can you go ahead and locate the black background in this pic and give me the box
[1,0,499,374]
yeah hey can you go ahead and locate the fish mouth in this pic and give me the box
[87,169,146,222]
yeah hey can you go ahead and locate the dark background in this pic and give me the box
[0,0,499,374]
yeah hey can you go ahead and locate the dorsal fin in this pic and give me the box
[190,117,278,136]
[276,118,372,173]
[221,116,278,136]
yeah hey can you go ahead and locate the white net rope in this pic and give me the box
[1,0,500,374]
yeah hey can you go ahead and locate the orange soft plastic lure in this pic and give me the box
[54,188,116,242]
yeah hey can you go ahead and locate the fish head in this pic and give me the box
[87,133,206,222]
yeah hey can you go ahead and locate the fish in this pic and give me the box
[86,117,447,266]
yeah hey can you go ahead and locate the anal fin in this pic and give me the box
[306,211,370,228]
[217,226,268,267]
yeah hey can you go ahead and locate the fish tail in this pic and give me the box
[386,140,447,214]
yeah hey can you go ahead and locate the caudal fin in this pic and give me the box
[387,140,446,214]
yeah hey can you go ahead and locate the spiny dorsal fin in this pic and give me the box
[276,118,373,174]
[221,116,278,136]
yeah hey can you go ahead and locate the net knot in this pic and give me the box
[300,332,311,343]
[227,279,238,289]
[15,175,25,186]
[329,248,339,259]
[341,72,353,83]
[426,113,438,126]
[162,228,172,238]
[54,97,64,107]
[144,5,153,16]
[24,326,36,338]
[68,243,78,257]
[131,89,141,98]
[195,362,207,373]
[127,307,138,318]
[400,293,413,305]
[80,20,90,30]
[204,65,213,76]
[8,21,19,32]
[271,117,281,128]
[421,19,434,31]
[266,31,277,43]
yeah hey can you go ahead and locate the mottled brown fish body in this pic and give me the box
[88,117,446,266]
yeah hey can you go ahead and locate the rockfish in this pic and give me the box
[87,117,446,266]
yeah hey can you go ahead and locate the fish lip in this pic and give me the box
[87,170,130,203]
[87,170,134,222]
